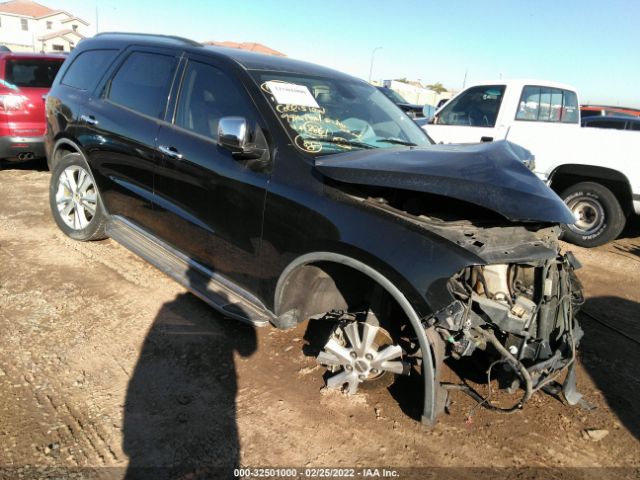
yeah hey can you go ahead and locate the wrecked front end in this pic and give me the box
[431,243,585,414]
[315,143,586,420]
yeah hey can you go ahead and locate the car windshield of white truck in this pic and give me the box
[516,86,579,123]
[253,72,431,155]
[434,85,505,127]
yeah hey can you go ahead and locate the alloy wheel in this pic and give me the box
[55,165,98,230]
[317,322,408,394]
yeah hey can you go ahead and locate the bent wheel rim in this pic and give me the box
[56,165,98,230]
[317,322,407,394]
[566,195,605,236]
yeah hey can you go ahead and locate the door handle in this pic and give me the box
[80,114,99,126]
[480,136,493,142]
[158,145,183,160]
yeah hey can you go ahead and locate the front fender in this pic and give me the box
[275,250,447,426]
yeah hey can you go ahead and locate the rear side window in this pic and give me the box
[435,85,505,127]
[61,49,118,90]
[516,86,579,123]
[106,51,178,118]
[4,58,63,88]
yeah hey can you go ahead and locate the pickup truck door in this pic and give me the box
[503,86,581,178]
[152,56,270,293]
[426,84,508,144]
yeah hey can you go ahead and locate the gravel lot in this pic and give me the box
[1,160,639,480]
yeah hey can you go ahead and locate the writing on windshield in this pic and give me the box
[256,74,430,155]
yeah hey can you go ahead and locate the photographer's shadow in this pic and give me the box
[122,266,257,479]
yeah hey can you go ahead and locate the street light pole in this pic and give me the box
[368,46,383,83]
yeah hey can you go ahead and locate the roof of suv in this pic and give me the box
[85,32,358,81]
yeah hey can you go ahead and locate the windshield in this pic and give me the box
[5,58,64,88]
[253,72,431,156]
[379,87,409,104]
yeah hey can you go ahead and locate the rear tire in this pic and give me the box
[560,181,625,247]
[49,152,108,241]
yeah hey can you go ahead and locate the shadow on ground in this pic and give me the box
[618,214,640,241]
[122,266,257,479]
[0,158,48,172]
[579,296,640,441]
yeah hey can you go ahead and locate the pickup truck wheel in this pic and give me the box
[49,153,108,241]
[316,321,409,393]
[560,182,625,247]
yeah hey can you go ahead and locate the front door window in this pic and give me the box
[435,85,506,127]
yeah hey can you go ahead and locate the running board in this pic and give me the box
[105,216,274,327]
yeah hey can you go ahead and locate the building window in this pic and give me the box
[52,44,64,51]
[72,24,78,31]
[21,18,28,31]
[46,21,52,30]
[0,16,3,28]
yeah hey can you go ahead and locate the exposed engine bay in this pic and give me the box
[316,182,586,415]
[432,252,585,412]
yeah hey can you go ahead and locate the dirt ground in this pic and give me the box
[1,160,639,480]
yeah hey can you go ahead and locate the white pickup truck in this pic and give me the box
[424,79,640,247]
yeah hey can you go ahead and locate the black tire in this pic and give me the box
[560,181,625,248]
[49,152,108,241]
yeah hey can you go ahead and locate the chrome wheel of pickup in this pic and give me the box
[559,181,625,248]
[56,165,98,230]
[566,195,604,236]
[317,322,408,394]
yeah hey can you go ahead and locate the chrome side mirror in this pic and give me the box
[217,116,249,153]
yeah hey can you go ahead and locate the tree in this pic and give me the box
[426,82,447,94]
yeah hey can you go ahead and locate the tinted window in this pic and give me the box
[580,109,601,118]
[61,49,118,90]
[632,122,640,131]
[4,59,63,88]
[380,88,409,104]
[175,61,254,138]
[107,52,178,118]
[436,85,505,127]
[516,86,578,123]
[584,119,626,130]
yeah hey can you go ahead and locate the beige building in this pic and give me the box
[0,0,89,53]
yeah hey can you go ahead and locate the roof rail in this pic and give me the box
[94,32,201,47]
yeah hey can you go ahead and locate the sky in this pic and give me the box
[59,0,639,107]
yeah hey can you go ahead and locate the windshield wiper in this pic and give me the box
[305,136,376,150]
[376,138,417,146]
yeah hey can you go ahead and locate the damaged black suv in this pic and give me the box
[45,33,584,425]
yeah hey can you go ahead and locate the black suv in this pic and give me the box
[45,33,584,425]
[581,114,640,131]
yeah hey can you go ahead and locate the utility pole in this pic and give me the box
[368,46,382,83]
[462,68,468,89]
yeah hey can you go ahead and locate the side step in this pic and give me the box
[106,215,274,327]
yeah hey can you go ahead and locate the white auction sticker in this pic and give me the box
[266,81,319,108]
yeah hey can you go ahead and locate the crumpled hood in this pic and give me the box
[315,140,575,224]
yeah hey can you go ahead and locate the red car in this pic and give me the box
[0,52,65,164]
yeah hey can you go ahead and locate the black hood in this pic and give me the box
[315,140,575,224]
